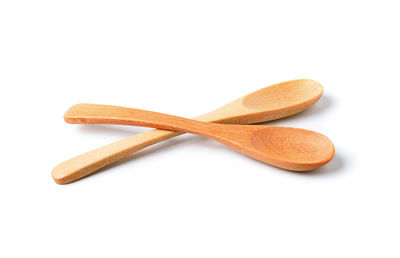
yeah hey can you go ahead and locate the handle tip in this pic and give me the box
[52,166,69,184]
[64,103,94,124]
[52,161,81,184]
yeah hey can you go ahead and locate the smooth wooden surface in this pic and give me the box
[64,104,334,171]
[52,79,323,184]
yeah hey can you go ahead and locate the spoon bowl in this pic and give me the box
[200,79,323,124]
[248,126,334,170]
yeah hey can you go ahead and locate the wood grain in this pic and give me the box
[52,79,323,184]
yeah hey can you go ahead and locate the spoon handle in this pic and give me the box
[65,104,227,140]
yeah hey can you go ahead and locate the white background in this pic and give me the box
[1,1,399,257]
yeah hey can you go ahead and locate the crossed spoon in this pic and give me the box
[52,79,334,184]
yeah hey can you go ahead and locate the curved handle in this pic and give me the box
[64,104,221,137]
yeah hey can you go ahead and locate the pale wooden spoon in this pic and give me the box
[52,79,324,184]
[64,104,335,172]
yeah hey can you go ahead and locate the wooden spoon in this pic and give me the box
[52,79,324,184]
[64,104,334,172]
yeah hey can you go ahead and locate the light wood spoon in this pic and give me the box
[53,79,324,184]
[64,104,335,172]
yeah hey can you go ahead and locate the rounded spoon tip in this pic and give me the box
[242,79,323,111]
